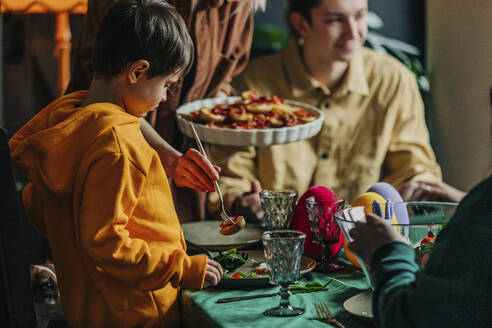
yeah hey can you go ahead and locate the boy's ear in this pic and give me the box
[290,12,311,38]
[128,59,150,83]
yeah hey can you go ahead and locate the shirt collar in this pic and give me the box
[283,39,369,98]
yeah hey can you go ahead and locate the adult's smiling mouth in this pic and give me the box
[337,41,360,51]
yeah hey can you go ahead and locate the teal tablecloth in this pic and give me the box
[180,255,374,328]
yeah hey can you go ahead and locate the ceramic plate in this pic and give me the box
[343,289,373,321]
[175,97,324,147]
[218,250,316,288]
[182,221,264,251]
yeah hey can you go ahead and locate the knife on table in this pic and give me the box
[216,293,278,303]
[216,287,329,303]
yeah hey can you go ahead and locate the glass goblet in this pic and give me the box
[260,189,298,230]
[305,196,345,272]
[335,201,458,290]
[261,230,306,317]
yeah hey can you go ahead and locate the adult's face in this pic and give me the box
[294,0,368,63]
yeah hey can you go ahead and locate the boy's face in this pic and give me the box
[299,0,368,63]
[125,69,181,118]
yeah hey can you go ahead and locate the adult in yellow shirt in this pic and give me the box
[208,0,442,221]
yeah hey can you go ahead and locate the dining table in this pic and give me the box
[180,251,375,328]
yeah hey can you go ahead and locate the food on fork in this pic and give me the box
[219,215,246,235]
[180,90,317,129]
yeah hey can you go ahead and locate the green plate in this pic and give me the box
[218,250,316,288]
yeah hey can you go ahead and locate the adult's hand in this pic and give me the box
[348,214,406,264]
[231,180,264,222]
[203,259,223,288]
[167,148,221,192]
[397,180,465,203]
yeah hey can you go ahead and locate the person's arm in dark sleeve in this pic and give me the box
[371,241,477,328]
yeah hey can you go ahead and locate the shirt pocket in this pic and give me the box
[206,51,240,95]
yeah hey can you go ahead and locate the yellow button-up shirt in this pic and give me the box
[208,41,441,215]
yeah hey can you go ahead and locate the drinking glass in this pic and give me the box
[262,230,306,317]
[305,196,346,272]
[335,201,458,290]
[260,189,298,229]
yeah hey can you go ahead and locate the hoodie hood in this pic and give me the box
[9,91,139,196]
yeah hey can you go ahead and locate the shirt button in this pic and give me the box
[320,153,329,159]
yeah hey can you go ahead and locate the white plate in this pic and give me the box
[182,221,264,251]
[175,97,324,147]
[343,290,373,321]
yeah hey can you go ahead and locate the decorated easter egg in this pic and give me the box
[343,192,395,269]
[368,182,409,225]
[290,186,343,261]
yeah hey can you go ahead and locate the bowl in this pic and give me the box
[175,97,324,147]
[335,201,458,289]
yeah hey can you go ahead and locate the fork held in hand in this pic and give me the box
[189,123,233,224]
[314,303,345,328]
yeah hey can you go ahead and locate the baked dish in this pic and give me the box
[180,91,317,129]
[176,93,324,147]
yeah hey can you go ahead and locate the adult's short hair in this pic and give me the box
[287,0,323,37]
[93,0,194,79]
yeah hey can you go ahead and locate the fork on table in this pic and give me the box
[189,122,234,224]
[314,303,345,328]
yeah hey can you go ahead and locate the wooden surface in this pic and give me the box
[1,0,88,96]
[0,0,87,14]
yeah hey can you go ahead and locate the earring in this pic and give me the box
[297,37,304,46]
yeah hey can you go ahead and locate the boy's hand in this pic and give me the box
[348,214,406,264]
[203,259,223,288]
[169,149,221,192]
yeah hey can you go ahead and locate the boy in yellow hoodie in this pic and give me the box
[8,1,223,327]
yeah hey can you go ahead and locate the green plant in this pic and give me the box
[365,12,430,93]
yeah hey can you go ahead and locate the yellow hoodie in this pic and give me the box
[9,91,207,327]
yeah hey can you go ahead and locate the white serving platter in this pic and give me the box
[175,97,324,147]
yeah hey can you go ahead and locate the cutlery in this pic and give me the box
[190,123,234,224]
[216,292,278,303]
[314,302,345,328]
[216,286,329,303]
[185,239,215,260]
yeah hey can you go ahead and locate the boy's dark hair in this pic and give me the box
[93,0,194,79]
